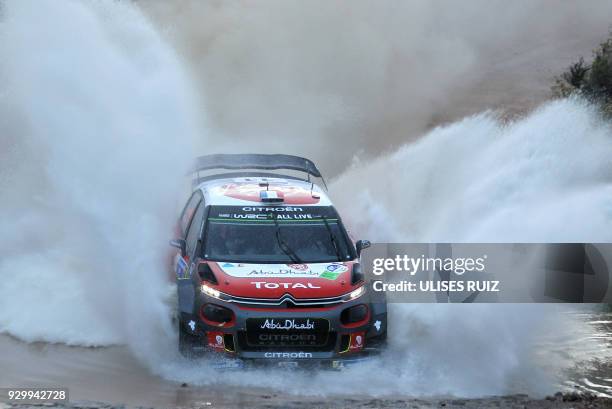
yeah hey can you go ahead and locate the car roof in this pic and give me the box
[196,176,334,207]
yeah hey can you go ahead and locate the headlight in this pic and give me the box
[349,286,365,299]
[201,283,222,299]
[340,285,365,302]
[201,284,233,301]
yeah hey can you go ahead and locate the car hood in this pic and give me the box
[209,261,356,298]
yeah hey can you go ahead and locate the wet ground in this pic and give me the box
[540,309,612,397]
[1,393,611,409]
[1,308,611,408]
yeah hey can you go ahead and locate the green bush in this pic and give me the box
[553,33,612,114]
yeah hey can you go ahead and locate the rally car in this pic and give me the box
[170,154,386,367]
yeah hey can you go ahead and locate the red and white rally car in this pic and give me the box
[170,154,386,367]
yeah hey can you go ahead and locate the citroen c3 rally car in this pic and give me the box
[170,154,386,367]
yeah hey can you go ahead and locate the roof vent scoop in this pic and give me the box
[260,190,284,202]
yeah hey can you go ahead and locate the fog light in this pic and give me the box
[340,304,369,326]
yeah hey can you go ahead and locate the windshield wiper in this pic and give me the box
[271,213,303,264]
[322,216,342,261]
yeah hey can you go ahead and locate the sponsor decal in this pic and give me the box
[248,268,319,277]
[374,320,382,332]
[319,263,349,281]
[258,333,317,342]
[319,271,340,280]
[287,264,309,271]
[332,360,345,369]
[250,282,321,289]
[176,258,191,280]
[211,359,244,369]
[348,331,366,352]
[188,320,196,332]
[207,331,225,350]
[223,213,269,220]
[264,352,313,359]
[259,318,315,331]
[242,207,304,212]
[215,213,315,220]
[274,214,313,220]
[219,262,348,280]
[247,318,328,346]
[326,263,348,273]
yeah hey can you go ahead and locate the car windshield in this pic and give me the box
[203,205,355,263]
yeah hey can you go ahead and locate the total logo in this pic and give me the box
[251,282,321,289]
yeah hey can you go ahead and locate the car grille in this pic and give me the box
[223,293,345,308]
[238,317,335,351]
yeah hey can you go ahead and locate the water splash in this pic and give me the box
[1,0,610,399]
[0,0,199,363]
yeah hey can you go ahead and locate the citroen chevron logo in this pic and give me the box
[280,293,298,305]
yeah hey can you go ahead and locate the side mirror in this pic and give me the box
[169,238,187,257]
[356,239,371,257]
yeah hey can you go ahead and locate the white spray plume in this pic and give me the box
[331,99,612,243]
[0,0,200,364]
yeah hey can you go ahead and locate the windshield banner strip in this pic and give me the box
[208,218,339,223]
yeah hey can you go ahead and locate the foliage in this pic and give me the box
[552,33,612,114]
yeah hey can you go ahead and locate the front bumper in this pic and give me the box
[206,353,378,370]
[180,294,387,363]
